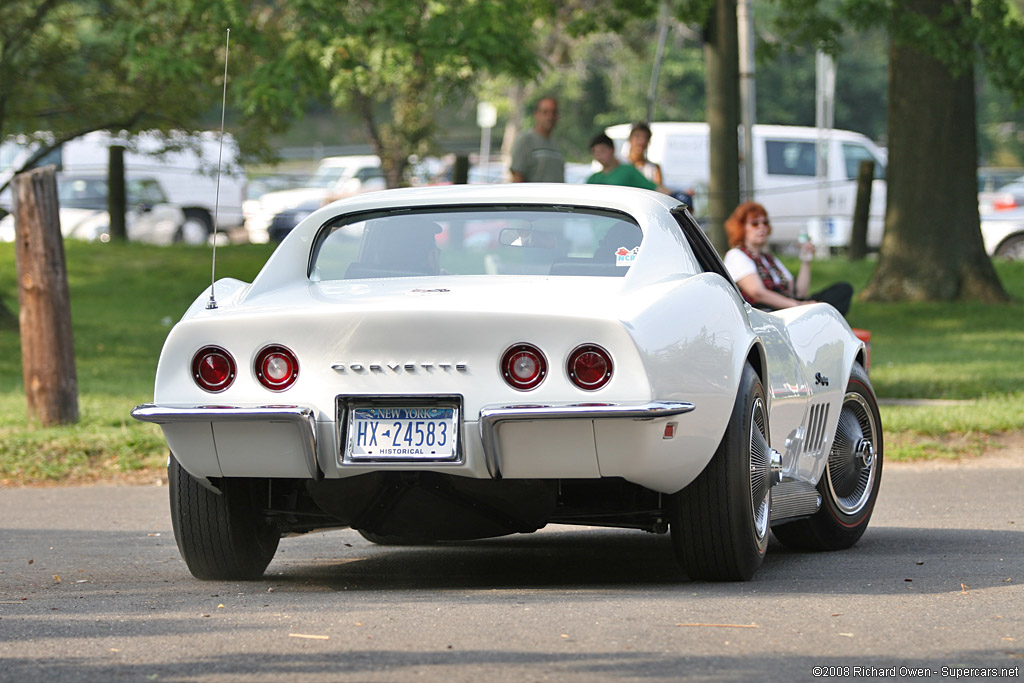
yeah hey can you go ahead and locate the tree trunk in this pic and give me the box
[13,166,79,425]
[108,145,127,242]
[704,0,741,255]
[862,0,1006,302]
[848,159,873,261]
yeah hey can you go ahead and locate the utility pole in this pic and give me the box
[477,101,497,183]
[647,1,671,123]
[737,0,756,202]
[704,0,741,254]
[814,50,836,251]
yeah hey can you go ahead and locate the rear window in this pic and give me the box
[310,207,643,281]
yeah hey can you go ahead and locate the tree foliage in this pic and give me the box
[287,0,543,187]
[0,0,308,189]
[765,0,1024,302]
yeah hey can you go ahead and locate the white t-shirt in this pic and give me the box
[723,248,793,288]
[637,160,659,182]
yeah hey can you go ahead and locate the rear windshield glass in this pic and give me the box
[310,206,643,280]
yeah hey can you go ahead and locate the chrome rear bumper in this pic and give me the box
[131,404,319,478]
[132,400,695,481]
[478,401,695,478]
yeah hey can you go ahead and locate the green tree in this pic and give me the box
[290,0,542,188]
[756,28,888,141]
[486,1,661,164]
[0,0,306,191]
[769,0,1024,302]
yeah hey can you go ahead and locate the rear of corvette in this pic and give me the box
[136,274,724,505]
[135,185,878,581]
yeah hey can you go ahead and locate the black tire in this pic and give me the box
[995,234,1024,261]
[668,363,771,581]
[176,209,213,245]
[772,362,883,551]
[168,455,280,580]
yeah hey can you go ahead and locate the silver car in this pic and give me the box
[0,174,187,244]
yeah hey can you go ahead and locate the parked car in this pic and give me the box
[978,173,1024,215]
[605,122,888,249]
[244,155,384,243]
[0,131,246,238]
[977,167,1023,194]
[416,157,507,185]
[267,196,321,243]
[133,183,882,582]
[981,206,1024,259]
[0,173,186,244]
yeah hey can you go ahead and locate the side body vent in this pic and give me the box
[803,402,830,456]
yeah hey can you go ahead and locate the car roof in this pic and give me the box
[318,155,381,169]
[313,182,678,215]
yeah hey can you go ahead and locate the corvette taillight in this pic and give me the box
[501,343,547,391]
[192,346,236,393]
[254,345,299,391]
[567,344,612,391]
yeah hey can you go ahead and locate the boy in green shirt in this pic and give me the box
[586,133,658,190]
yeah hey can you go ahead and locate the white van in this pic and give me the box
[605,122,887,249]
[0,130,246,240]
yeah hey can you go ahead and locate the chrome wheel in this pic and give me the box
[748,396,771,542]
[825,392,878,515]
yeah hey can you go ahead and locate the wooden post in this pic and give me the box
[13,166,79,425]
[452,154,470,184]
[449,155,470,249]
[848,159,874,261]
[108,145,127,242]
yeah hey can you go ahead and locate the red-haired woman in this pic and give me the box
[722,202,852,315]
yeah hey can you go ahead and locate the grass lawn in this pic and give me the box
[0,240,1021,484]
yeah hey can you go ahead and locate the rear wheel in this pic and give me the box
[169,455,280,580]
[995,234,1024,261]
[772,362,882,551]
[668,363,771,581]
[177,209,212,245]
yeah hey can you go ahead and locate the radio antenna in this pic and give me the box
[207,27,231,310]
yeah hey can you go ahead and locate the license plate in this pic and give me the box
[346,406,458,461]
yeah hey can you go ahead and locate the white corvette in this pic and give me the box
[133,183,882,582]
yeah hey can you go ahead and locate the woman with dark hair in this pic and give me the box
[628,122,695,208]
[722,201,852,315]
[627,122,663,186]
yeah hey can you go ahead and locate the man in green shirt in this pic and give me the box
[586,133,658,190]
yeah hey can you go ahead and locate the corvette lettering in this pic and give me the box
[332,362,468,374]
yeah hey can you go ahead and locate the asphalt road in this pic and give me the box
[1,454,1021,682]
